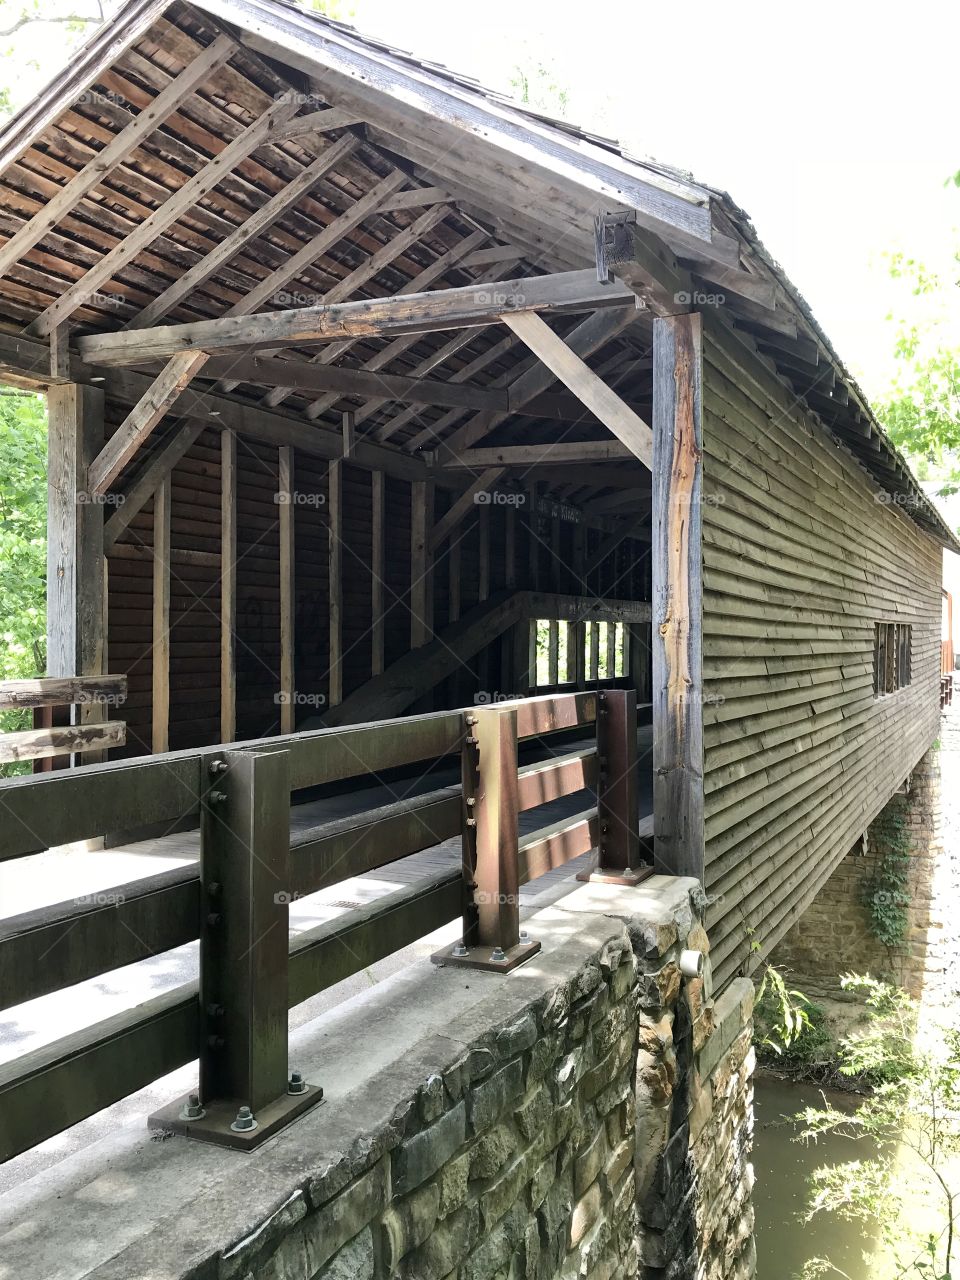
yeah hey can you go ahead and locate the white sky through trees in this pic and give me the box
[2,0,958,400]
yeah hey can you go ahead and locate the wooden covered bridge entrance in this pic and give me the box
[0,0,955,1164]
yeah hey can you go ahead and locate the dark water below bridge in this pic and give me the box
[753,1076,876,1280]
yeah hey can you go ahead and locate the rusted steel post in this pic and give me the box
[433,705,540,972]
[149,746,323,1147]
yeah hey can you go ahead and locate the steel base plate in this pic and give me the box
[576,863,655,887]
[431,938,542,972]
[148,1084,325,1150]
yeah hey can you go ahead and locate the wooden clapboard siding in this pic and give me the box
[700,319,942,990]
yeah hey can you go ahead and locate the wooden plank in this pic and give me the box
[128,135,361,329]
[444,442,633,467]
[502,312,653,470]
[652,311,704,880]
[328,458,343,707]
[0,33,237,280]
[0,674,126,710]
[29,93,300,337]
[76,271,637,365]
[371,470,385,676]
[221,429,237,742]
[411,479,434,649]
[279,445,295,733]
[103,420,205,549]
[429,469,504,552]
[88,352,209,496]
[0,722,124,764]
[151,475,171,754]
[262,106,365,142]
[46,384,105,758]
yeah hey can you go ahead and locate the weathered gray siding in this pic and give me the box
[700,319,942,989]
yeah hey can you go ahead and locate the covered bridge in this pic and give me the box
[0,0,954,1159]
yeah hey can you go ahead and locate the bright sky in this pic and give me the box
[3,0,959,399]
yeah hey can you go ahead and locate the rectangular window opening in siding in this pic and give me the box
[874,621,913,696]
[531,619,629,689]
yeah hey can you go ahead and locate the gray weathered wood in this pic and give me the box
[652,311,704,880]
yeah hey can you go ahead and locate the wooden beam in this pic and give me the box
[0,675,126,711]
[0,34,237,281]
[88,353,209,497]
[103,420,206,550]
[652,311,704,881]
[437,307,638,457]
[128,135,361,330]
[220,429,237,742]
[328,459,342,707]
[502,312,653,470]
[205,350,512,413]
[371,470,385,677]
[411,479,433,649]
[444,441,633,468]
[270,106,365,142]
[582,518,647,577]
[278,446,295,733]
[0,722,125,764]
[429,469,504,552]
[30,93,300,337]
[46,385,105,744]
[151,475,171,754]
[76,271,637,366]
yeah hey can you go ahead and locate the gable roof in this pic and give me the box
[0,0,954,550]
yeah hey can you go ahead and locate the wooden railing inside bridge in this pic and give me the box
[0,689,648,1157]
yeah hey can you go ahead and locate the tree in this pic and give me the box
[0,390,47,773]
[874,174,960,498]
[796,975,960,1280]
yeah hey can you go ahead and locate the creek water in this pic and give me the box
[753,1075,876,1279]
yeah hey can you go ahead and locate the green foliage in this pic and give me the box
[861,797,913,950]
[874,177,960,504]
[796,976,960,1279]
[0,390,47,773]
[508,62,570,118]
[753,964,817,1061]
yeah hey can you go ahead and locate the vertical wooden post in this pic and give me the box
[278,446,295,733]
[504,503,517,589]
[371,470,385,677]
[410,478,433,649]
[527,483,539,589]
[220,429,237,743]
[151,475,171,754]
[328,458,342,708]
[431,707,540,972]
[46,384,105,713]
[448,536,462,624]
[652,311,704,881]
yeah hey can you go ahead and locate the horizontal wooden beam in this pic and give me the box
[76,271,637,366]
[0,675,127,710]
[444,440,633,467]
[0,721,124,763]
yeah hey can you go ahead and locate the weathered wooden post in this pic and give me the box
[433,706,540,972]
[149,747,324,1147]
